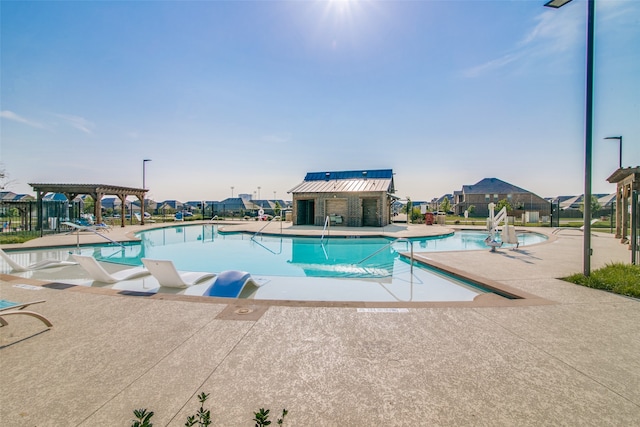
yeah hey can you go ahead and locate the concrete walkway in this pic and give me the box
[1,222,639,426]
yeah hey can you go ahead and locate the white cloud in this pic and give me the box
[52,113,95,134]
[462,53,522,78]
[0,110,45,129]
[463,8,582,78]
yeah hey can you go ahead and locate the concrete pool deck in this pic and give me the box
[1,221,639,425]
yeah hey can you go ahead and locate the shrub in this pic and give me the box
[130,394,287,427]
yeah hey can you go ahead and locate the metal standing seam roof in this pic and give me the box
[289,178,393,194]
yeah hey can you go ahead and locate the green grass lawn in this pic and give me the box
[563,263,640,298]
[0,232,41,244]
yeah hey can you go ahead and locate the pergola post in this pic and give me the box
[118,195,127,227]
[94,192,104,225]
[139,195,145,225]
[622,184,630,243]
[615,185,623,238]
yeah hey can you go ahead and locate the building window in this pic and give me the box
[494,194,499,200]
[485,194,490,201]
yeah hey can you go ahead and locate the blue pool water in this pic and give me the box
[90,226,545,279]
[1,226,546,302]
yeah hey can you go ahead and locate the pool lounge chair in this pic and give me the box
[62,221,110,233]
[141,258,215,288]
[72,254,150,284]
[204,270,263,298]
[0,248,76,272]
[0,299,53,328]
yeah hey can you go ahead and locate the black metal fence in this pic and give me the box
[0,200,84,237]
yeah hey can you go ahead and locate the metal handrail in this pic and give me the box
[66,224,125,250]
[320,216,330,243]
[251,215,281,240]
[250,237,283,255]
[357,237,413,276]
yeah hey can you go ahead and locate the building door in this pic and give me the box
[296,199,315,225]
[362,199,379,227]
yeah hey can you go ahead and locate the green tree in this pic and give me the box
[495,199,513,213]
[274,201,282,217]
[439,197,451,213]
[405,198,413,223]
[579,195,601,218]
[411,206,423,223]
[403,198,411,213]
[467,205,475,216]
[83,196,95,214]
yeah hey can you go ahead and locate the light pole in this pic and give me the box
[231,186,234,198]
[545,0,595,276]
[604,136,622,169]
[143,159,152,189]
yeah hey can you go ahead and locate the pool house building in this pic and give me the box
[288,169,397,227]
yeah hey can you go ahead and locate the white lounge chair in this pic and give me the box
[62,221,112,233]
[72,254,150,284]
[141,258,215,288]
[204,270,263,298]
[0,248,76,272]
[0,299,53,328]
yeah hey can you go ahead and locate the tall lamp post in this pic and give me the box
[142,159,151,225]
[143,159,152,189]
[545,0,595,276]
[604,136,622,169]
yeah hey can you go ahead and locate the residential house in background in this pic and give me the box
[157,200,184,214]
[211,197,259,217]
[552,194,613,216]
[453,178,549,219]
[429,195,454,213]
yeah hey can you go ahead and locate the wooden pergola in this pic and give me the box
[29,183,149,228]
[606,167,639,264]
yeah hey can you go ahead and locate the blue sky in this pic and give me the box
[1,0,638,203]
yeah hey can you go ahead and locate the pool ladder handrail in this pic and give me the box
[250,237,284,255]
[320,216,330,244]
[358,237,415,301]
[69,226,125,250]
[251,215,282,241]
[357,237,414,275]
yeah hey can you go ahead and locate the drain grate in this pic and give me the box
[216,304,267,321]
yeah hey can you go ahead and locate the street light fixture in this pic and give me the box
[544,0,573,7]
[604,136,623,169]
[545,0,595,276]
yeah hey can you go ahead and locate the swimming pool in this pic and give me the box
[2,226,547,302]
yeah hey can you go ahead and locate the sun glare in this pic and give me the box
[327,0,357,17]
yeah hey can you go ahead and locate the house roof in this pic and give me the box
[461,178,530,195]
[289,169,395,194]
[0,192,34,202]
[598,193,616,206]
